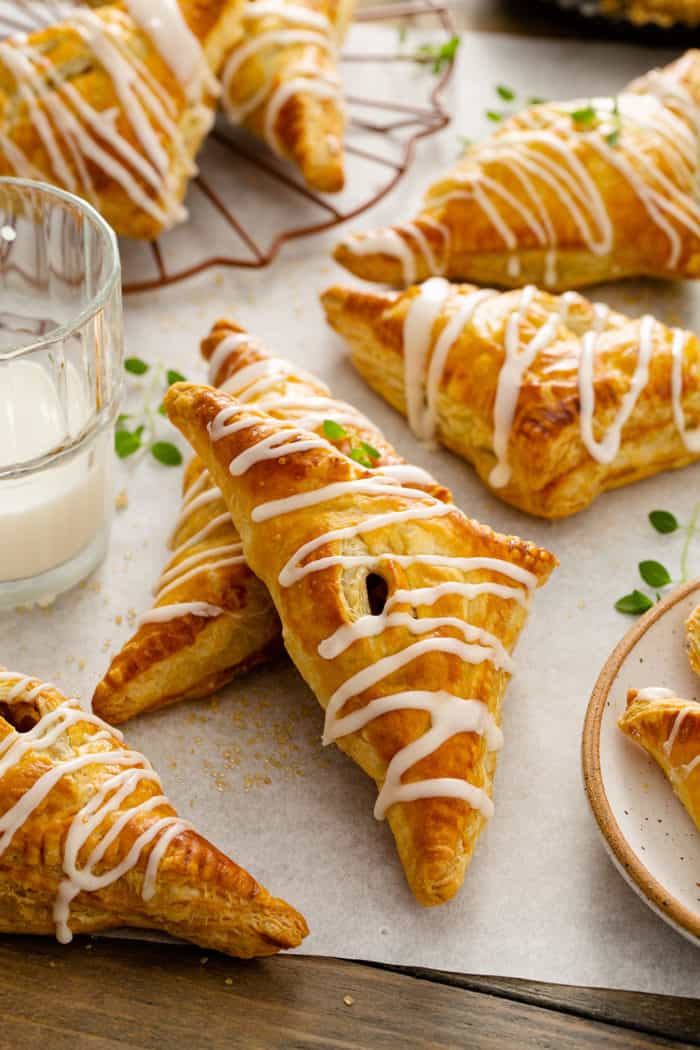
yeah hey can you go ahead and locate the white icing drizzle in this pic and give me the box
[139,601,225,625]
[671,328,700,452]
[395,279,700,488]
[124,0,217,102]
[0,6,206,226]
[221,0,340,155]
[635,686,676,703]
[152,338,440,634]
[208,406,540,822]
[0,672,189,943]
[419,71,700,283]
[348,230,417,285]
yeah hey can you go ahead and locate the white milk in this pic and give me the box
[0,358,112,591]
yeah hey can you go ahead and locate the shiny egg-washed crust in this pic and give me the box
[687,604,700,676]
[165,381,556,906]
[333,51,700,290]
[619,690,700,831]
[600,0,700,25]
[222,0,355,193]
[93,318,447,726]
[0,1,239,240]
[321,283,700,519]
[0,669,308,956]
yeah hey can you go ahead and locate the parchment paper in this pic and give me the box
[2,27,700,995]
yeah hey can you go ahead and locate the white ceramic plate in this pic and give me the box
[582,578,700,947]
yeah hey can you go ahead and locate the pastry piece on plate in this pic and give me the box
[321,279,700,519]
[165,381,556,905]
[619,688,700,830]
[0,0,238,239]
[687,604,700,675]
[333,51,700,290]
[0,667,308,955]
[93,319,445,725]
[220,0,354,192]
[599,1,700,26]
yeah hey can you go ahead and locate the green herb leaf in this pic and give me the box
[496,84,515,102]
[571,104,596,126]
[116,413,130,426]
[359,441,380,461]
[639,560,672,588]
[528,96,545,106]
[485,109,504,122]
[606,129,620,147]
[615,590,654,615]
[158,402,167,416]
[115,427,142,459]
[166,368,186,386]
[323,419,348,440]
[151,441,183,467]
[413,35,460,75]
[649,509,679,534]
[397,24,407,45]
[457,135,472,152]
[350,447,373,468]
[124,357,149,375]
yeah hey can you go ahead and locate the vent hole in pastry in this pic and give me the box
[0,701,40,733]
[366,573,389,616]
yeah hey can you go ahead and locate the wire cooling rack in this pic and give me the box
[0,1,456,293]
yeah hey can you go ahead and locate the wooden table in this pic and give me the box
[4,4,697,1048]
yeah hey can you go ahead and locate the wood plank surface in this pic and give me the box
[0,936,696,1050]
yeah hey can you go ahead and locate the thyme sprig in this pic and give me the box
[614,504,700,615]
[322,419,381,469]
[116,356,185,467]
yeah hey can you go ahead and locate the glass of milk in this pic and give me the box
[0,178,123,609]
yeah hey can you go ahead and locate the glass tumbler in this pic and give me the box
[0,178,123,609]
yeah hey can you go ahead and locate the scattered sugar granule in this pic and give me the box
[343,996,354,1007]
[115,489,129,511]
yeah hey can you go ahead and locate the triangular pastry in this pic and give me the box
[0,667,308,955]
[321,279,700,519]
[93,319,446,725]
[333,51,700,290]
[220,0,354,192]
[0,1,239,239]
[687,604,700,676]
[165,381,556,905]
[619,688,700,831]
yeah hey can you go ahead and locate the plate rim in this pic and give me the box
[581,576,700,943]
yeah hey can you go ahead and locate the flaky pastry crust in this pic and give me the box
[165,381,556,906]
[333,51,700,290]
[321,281,700,519]
[619,690,700,831]
[687,604,700,676]
[93,319,446,725]
[0,667,308,956]
[600,0,700,26]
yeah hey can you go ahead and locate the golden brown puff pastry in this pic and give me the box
[600,0,700,26]
[687,604,700,676]
[0,0,239,239]
[220,0,354,192]
[93,318,447,725]
[164,380,556,906]
[0,667,308,956]
[619,689,700,831]
[333,51,700,291]
[321,280,700,519]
